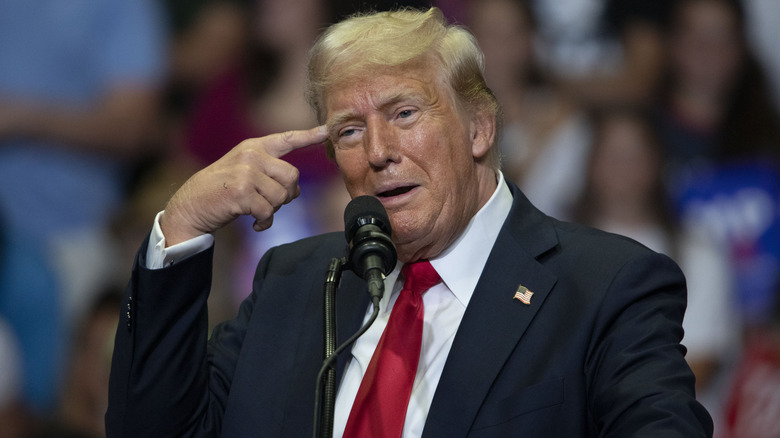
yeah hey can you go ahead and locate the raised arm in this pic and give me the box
[106,126,328,437]
[161,126,328,244]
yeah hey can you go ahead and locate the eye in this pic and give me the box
[339,128,356,138]
[398,109,415,119]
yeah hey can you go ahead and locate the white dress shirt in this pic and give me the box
[145,174,514,438]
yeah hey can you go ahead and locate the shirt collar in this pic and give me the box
[427,171,513,308]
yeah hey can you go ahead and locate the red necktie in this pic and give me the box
[343,261,442,438]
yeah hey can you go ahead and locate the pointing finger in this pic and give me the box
[263,125,328,158]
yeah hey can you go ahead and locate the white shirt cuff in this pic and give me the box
[145,211,215,269]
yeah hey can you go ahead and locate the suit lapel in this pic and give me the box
[335,271,373,382]
[277,261,369,437]
[284,266,370,390]
[423,185,559,437]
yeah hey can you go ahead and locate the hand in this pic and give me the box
[160,125,329,246]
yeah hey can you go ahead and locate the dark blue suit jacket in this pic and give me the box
[106,183,713,437]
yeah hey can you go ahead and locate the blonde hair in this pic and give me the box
[305,7,502,169]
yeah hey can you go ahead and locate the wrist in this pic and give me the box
[159,209,206,247]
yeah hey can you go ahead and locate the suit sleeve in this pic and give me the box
[585,251,714,437]
[105,235,263,437]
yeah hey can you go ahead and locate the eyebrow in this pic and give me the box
[377,90,424,112]
[325,112,359,136]
[325,90,424,135]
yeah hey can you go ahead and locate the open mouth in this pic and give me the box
[377,185,416,198]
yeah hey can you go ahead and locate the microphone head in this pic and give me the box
[344,195,392,243]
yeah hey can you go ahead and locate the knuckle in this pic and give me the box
[284,166,300,184]
[233,138,256,154]
[257,201,274,218]
[235,146,260,163]
[279,130,295,144]
[272,188,289,206]
[231,179,253,196]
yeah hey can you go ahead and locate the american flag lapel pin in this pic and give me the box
[513,285,534,305]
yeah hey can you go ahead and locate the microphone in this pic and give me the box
[314,196,396,438]
[344,195,397,303]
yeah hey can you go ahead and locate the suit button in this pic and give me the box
[126,296,133,329]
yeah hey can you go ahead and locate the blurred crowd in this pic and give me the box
[0,0,779,437]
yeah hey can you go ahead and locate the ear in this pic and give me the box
[469,105,497,160]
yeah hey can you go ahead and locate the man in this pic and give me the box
[106,8,713,437]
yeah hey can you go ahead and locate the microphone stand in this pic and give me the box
[315,196,396,437]
[318,257,343,438]
[313,257,382,438]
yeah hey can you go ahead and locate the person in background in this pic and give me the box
[0,0,166,417]
[524,0,671,108]
[56,290,122,438]
[24,290,123,438]
[574,107,737,428]
[165,0,250,104]
[741,0,780,109]
[162,0,252,167]
[655,0,780,331]
[467,0,591,221]
[722,282,780,438]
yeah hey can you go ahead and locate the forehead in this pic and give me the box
[323,60,451,122]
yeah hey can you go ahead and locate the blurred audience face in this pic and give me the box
[171,1,250,88]
[590,114,661,207]
[254,0,324,49]
[669,0,744,97]
[468,0,535,89]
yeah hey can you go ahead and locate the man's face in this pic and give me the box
[325,60,495,262]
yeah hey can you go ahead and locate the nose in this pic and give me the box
[365,118,400,169]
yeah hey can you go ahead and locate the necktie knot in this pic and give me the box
[401,261,441,296]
